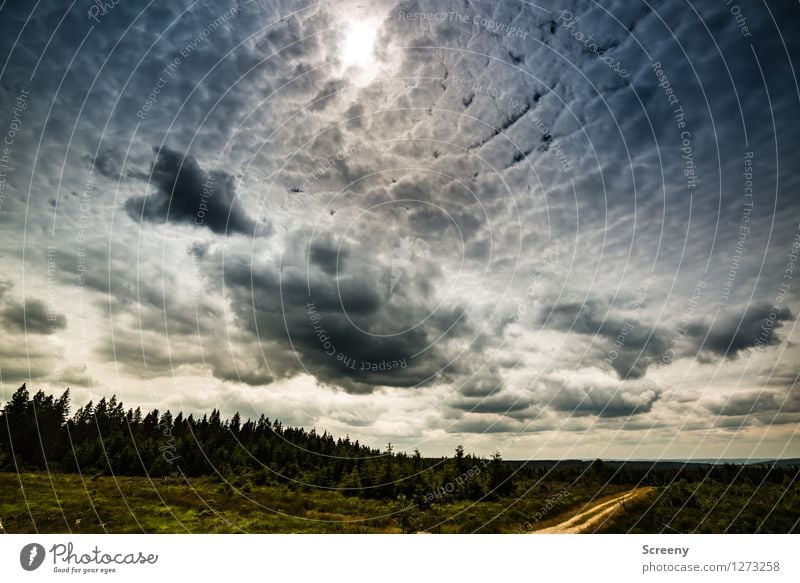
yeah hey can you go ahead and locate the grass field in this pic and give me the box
[3,471,796,533]
[0,472,623,534]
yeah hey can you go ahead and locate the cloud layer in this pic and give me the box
[0,0,798,458]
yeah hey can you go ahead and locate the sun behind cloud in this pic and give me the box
[341,20,377,68]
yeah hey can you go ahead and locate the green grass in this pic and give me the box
[0,472,401,533]
[0,472,618,534]
[6,472,792,533]
[597,480,800,534]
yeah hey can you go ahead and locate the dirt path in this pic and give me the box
[532,487,654,534]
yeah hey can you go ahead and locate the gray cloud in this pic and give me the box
[703,388,800,418]
[125,147,258,235]
[217,232,478,393]
[688,303,794,359]
[1,298,66,335]
[541,298,670,379]
[547,382,661,418]
[309,238,347,275]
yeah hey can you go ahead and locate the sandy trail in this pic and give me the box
[532,487,654,534]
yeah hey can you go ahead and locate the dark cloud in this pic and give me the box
[344,102,365,128]
[703,388,800,418]
[451,393,532,415]
[216,232,480,393]
[541,299,670,379]
[1,298,66,335]
[454,367,505,398]
[125,147,258,236]
[545,381,662,418]
[0,289,83,384]
[0,341,88,385]
[447,417,523,434]
[309,79,348,112]
[224,265,428,392]
[688,303,794,359]
[309,238,347,275]
[85,145,126,181]
[541,297,796,380]
[93,328,275,387]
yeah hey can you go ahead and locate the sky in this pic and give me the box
[0,0,798,460]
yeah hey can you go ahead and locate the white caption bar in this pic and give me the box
[1,534,797,582]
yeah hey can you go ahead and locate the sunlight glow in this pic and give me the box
[341,21,377,67]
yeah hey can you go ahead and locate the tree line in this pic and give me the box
[0,384,515,502]
[0,384,795,504]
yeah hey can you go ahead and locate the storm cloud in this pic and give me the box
[125,147,258,235]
